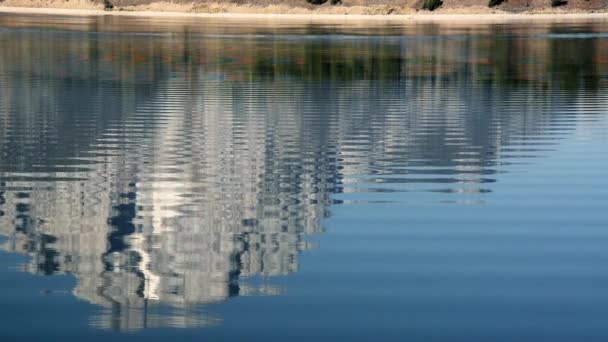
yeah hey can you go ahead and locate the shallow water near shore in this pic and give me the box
[0,13,608,341]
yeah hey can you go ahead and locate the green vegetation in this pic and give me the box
[551,0,567,7]
[307,0,341,4]
[103,0,114,10]
[488,0,506,7]
[422,0,443,11]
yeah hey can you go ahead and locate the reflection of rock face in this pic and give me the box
[0,75,333,329]
[1,21,607,331]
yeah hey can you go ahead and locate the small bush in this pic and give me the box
[488,0,506,7]
[422,0,443,11]
[103,0,114,10]
[551,0,567,7]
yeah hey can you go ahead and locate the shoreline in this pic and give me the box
[2,5,608,22]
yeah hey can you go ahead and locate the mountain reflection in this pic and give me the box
[0,17,607,331]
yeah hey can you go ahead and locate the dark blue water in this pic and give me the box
[0,13,607,341]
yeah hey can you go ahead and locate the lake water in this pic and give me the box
[0,13,607,341]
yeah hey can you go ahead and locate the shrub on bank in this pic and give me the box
[103,0,114,10]
[488,0,506,7]
[307,0,341,4]
[422,0,443,11]
[551,0,568,7]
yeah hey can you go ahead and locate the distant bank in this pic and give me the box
[1,0,608,20]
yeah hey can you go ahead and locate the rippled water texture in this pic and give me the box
[0,13,608,341]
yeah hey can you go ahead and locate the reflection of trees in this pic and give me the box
[0,20,607,330]
[547,25,601,91]
[1,20,606,85]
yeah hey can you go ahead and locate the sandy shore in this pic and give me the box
[1,5,608,22]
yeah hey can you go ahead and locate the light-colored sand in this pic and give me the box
[0,0,101,10]
[1,4,608,22]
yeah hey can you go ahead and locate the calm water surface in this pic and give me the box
[0,13,608,341]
